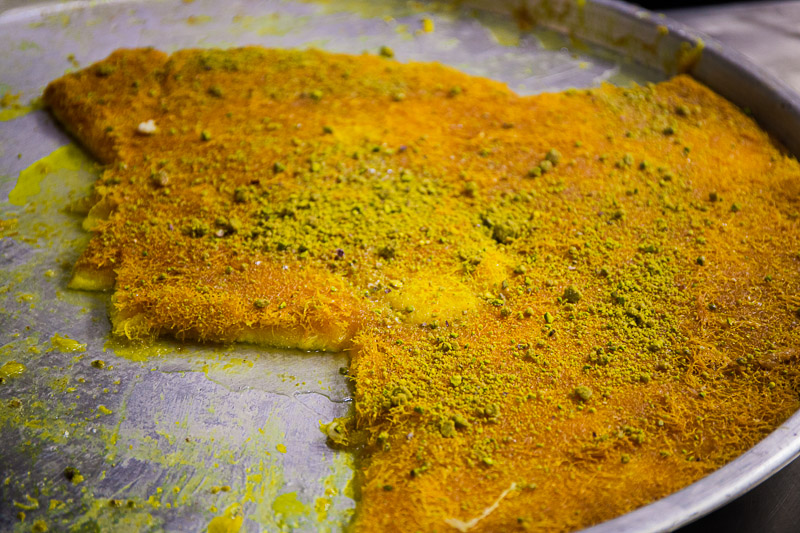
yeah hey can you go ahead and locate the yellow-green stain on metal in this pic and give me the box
[9,144,90,206]
[0,361,26,380]
[272,491,309,519]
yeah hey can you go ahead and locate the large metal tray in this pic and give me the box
[1,1,799,532]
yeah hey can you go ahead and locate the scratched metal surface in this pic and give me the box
[0,1,799,532]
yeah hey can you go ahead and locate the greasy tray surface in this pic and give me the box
[1,1,800,532]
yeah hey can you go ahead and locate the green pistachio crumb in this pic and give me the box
[200,130,211,141]
[233,186,248,203]
[63,467,79,482]
[574,385,593,402]
[439,419,456,438]
[545,148,561,165]
[254,298,268,309]
[463,181,478,197]
[491,223,517,244]
[562,285,582,303]
[150,170,169,187]
[321,420,348,445]
[184,218,209,237]
[379,46,395,58]
[378,245,396,259]
[648,340,663,352]
[453,414,470,428]
[95,64,116,77]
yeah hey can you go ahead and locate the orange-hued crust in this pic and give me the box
[45,47,800,531]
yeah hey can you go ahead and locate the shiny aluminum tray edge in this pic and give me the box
[460,1,800,531]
